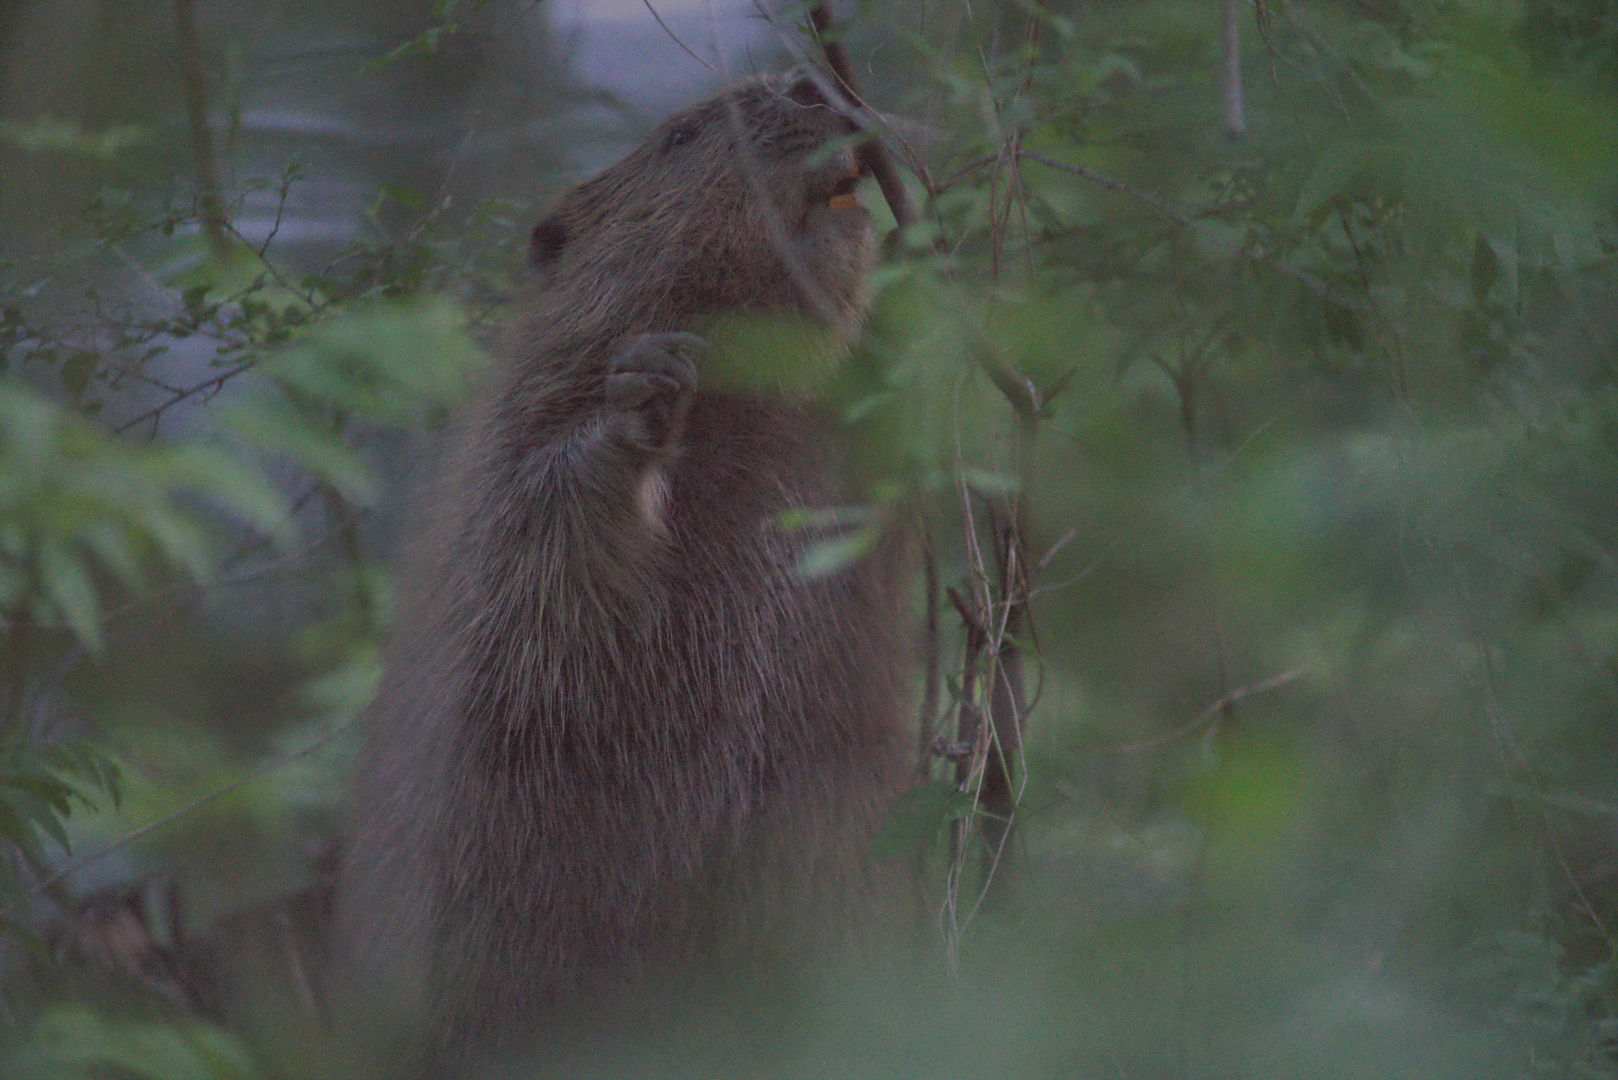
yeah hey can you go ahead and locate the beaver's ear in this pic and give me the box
[528,214,568,269]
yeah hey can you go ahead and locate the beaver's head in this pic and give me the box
[527,72,877,346]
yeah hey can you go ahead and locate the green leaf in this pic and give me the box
[874,781,977,857]
[0,787,56,856]
[42,741,122,809]
[793,526,880,579]
[155,446,294,547]
[0,768,81,817]
[0,384,64,465]
[260,300,485,422]
[37,541,103,655]
[842,390,896,424]
[29,1006,258,1080]
[297,645,384,720]
[129,505,214,582]
[377,182,426,213]
[775,505,876,532]
[180,283,211,315]
[0,117,146,159]
[1294,141,1381,222]
[226,402,378,506]
[60,352,98,401]
[959,467,1022,495]
[79,521,146,591]
[366,24,461,70]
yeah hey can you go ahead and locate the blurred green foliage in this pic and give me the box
[851,0,1618,1074]
[1,0,1616,1077]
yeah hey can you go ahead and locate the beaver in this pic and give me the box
[335,72,915,1072]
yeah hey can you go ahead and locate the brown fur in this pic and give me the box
[336,73,914,1072]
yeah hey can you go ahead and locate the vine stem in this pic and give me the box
[808,4,1034,911]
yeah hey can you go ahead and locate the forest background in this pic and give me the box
[1,0,1616,1076]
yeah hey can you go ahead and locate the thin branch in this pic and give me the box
[25,719,356,901]
[256,165,300,258]
[172,0,229,259]
[1028,549,1110,601]
[113,360,255,435]
[808,2,915,231]
[1036,528,1078,571]
[1222,0,1246,137]
[642,0,714,71]
[916,522,941,779]
[1115,666,1311,754]
[1015,150,1365,311]
[965,324,1040,420]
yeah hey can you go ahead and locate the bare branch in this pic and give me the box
[1222,0,1246,137]
[24,719,355,901]
[1115,666,1311,754]
[808,3,915,231]
[172,0,229,259]
[642,0,714,71]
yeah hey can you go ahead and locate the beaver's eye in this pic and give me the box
[665,125,695,149]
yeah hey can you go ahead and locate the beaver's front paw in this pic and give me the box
[605,332,705,453]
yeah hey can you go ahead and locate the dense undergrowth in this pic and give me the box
[1,1,1616,1076]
